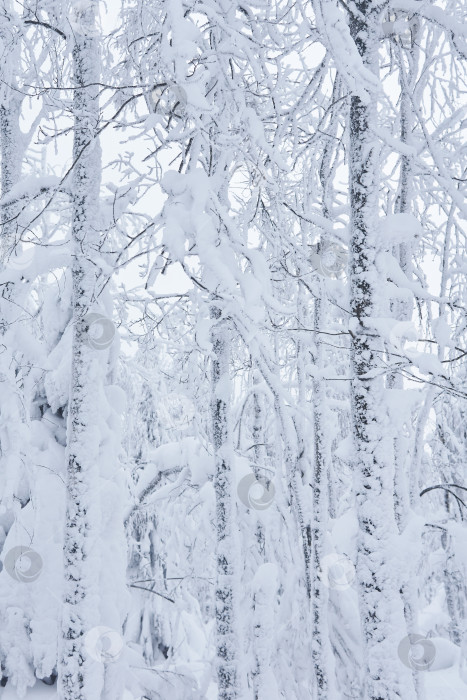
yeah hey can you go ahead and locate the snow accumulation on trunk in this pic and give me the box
[59,10,104,700]
[348,2,417,699]
[0,7,24,523]
[59,3,126,699]
[210,304,240,700]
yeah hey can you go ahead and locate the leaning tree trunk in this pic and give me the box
[348,3,417,698]
[210,303,241,700]
[58,4,109,699]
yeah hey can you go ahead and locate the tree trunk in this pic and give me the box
[211,303,240,700]
[59,4,107,698]
[0,7,24,509]
[311,294,335,698]
[391,22,425,699]
[0,6,27,684]
[348,3,416,698]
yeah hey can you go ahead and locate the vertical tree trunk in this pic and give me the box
[348,3,416,698]
[391,23,425,700]
[0,6,24,503]
[310,95,343,695]
[311,293,334,698]
[0,0,22,249]
[249,367,270,699]
[0,6,26,684]
[252,563,278,700]
[0,93,22,252]
[295,275,313,606]
[59,4,105,698]
[211,303,240,700]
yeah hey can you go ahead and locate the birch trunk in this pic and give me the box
[0,4,24,504]
[391,23,425,699]
[211,303,240,700]
[59,4,106,698]
[348,3,416,698]
[311,293,334,698]
[252,564,278,700]
[250,368,271,700]
[0,6,26,682]
[0,93,22,253]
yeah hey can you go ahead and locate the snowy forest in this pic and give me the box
[0,0,466,698]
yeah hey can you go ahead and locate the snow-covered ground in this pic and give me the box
[1,688,142,699]
[1,669,466,700]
